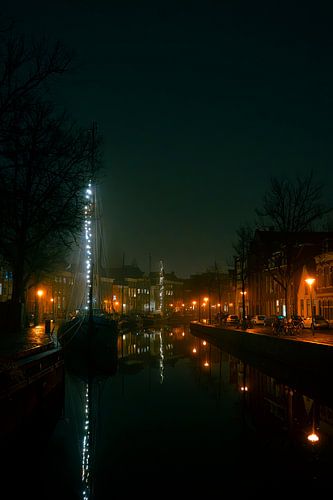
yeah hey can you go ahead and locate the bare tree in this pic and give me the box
[254,171,332,318]
[255,171,331,232]
[0,25,102,330]
[233,225,254,325]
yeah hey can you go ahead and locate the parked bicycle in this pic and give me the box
[272,317,284,335]
[283,318,303,336]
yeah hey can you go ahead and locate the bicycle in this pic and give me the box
[284,320,302,336]
[272,319,284,335]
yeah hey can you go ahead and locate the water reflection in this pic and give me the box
[17,323,333,498]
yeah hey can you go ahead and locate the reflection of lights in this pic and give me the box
[37,289,44,297]
[307,432,319,443]
[192,348,197,353]
[182,331,185,336]
[204,361,209,367]
[202,340,207,346]
[240,386,248,392]
[159,331,164,384]
[82,383,91,500]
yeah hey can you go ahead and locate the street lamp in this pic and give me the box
[203,297,209,323]
[34,289,44,326]
[240,290,247,323]
[305,277,315,336]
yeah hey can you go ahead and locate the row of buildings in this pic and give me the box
[1,230,333,325]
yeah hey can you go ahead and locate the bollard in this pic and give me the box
[45,319,51,335]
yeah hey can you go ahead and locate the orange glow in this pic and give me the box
[307,432,319,443]
[192,348,197,353]
[204,361,209,367]
[203,297,209,303]
[305,277,315,287]
[202,340,207,345]
[37,289,44,297]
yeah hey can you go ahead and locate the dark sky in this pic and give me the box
[2,1,333,277]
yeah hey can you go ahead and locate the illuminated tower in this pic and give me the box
[159,259,165,315]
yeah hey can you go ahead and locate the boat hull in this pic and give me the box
[58,315,118,378]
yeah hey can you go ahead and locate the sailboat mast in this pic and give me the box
[121,252,125,316]
[84,183,93,319]
[159,259,164,316]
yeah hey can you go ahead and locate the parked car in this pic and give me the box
[251,314,266,325]
[225,314,240,324]
[302,315,329,329]
[263,315,284,327]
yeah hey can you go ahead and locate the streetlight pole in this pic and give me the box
[240,290,247,328]
[305,278,315,337]
[34,289,44,326]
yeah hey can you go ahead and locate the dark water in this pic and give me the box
[5,324,333,497]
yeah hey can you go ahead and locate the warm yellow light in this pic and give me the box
[192,348,197,353]
[307,432,319,443]
[37,289,43,297]
[50,298,54,302]
[240,291,247,295]
[305,277,315,287]
[203,297,209,303]
[192,301,197,306]
[204,361,209,367]
[202,340,207,345]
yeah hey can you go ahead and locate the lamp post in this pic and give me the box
[240,290,247,325]
[203,297,209,323]
[34,289,44,326]
[305,277,315,337]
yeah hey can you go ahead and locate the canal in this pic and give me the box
[5,323,333,498]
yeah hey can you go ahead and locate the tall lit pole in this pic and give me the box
[203,297,209,323]
[34,289,44,326]
[240,290,247,323]
[305,277,315,337]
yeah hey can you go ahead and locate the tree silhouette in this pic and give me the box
[254,171,332,317]
[0,24,102,330]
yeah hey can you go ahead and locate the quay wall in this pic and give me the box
[190,321,333,396]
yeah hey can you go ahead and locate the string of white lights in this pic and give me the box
[82,383,91,500]
[84,183,93,311]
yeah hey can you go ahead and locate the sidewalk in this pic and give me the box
[224,322,333,347]
[0,321,59,360]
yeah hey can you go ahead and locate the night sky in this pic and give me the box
[2,1,333,277]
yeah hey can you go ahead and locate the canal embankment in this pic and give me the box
[190,321,333,405]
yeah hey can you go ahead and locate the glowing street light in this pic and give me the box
[305,277,315,336]
[34,289,44,326]
[307,400,319,444]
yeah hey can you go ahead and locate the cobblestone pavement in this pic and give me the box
[0,322,59,359]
